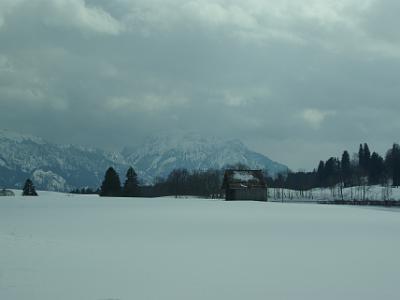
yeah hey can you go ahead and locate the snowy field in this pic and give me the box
[1,193,400,300]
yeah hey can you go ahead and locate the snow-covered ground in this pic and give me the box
[1,194,400,300]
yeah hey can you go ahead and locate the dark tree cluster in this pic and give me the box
[269,143,400,191]
[385,144,400,187]
[100,167,140,197]
[145,168,223,198]
[99,164,247,198]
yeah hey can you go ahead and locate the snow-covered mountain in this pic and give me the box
[0,130,288,191]
[123,132,288,183]
[0,129,126,191]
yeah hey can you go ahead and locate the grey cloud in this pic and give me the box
[363,0,400,43]
[0,0,399,170]
[2,0,124,35]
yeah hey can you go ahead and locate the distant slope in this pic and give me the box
[123,132,288,183]
[0,129,126,191]
[0,130,288,191]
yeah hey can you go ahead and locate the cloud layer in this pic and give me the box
[1,0,400,170]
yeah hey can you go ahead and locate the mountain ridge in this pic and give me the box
[124,132,288,182]
[0,130,289,191]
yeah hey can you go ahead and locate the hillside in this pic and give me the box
[0,130,288,191]
[0,129,126,191]
[123,132,288,183]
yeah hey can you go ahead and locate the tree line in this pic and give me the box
[145,168,223,198]
[98,167,224,198]
[99,167,140,197]
[72,142,400,198]
[97,163,255,198]
[270,143,400,191]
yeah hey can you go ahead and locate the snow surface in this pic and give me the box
[1,194,400,300]
[233,171,256,182]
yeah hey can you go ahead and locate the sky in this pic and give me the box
[1,0,400,171]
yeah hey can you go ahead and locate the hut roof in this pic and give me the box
[222,170,266,190]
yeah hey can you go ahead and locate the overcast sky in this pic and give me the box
[1,0,400,170]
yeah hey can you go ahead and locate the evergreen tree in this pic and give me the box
[363,143,371,170]
[385,144,400,187]
[100,167,121,197]
[317,161,325,187]
[341,150,351,187]
[324,157,340,187]
[123,167,140,197]
[359,143,371,173]
[358,144,364,169]
[22,179,38,196]
[369,152,385,185]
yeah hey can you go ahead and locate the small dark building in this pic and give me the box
[0,189,15,196]
[222,170,267,201]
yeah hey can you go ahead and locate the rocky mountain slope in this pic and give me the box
[123,133,288,183]
[0,130,288,191]
[0,130,126,191]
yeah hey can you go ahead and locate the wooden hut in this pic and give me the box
[221,170,267,201]
[0,189,15,196]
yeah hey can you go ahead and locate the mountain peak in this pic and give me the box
[123,132,288,183]
[0,129,289,190]
[0,129,45,145]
